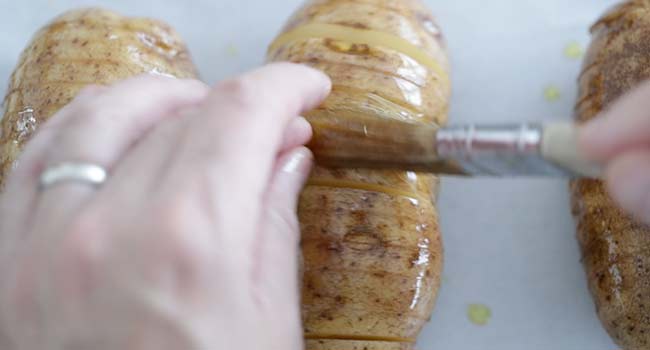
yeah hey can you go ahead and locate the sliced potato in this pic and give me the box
[0,8,197,188]
[268,0,449,348]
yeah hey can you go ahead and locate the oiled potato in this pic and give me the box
[572,1,650,349]
[306,339,412,350]
[267,0,449,348]
[0,8,197,188]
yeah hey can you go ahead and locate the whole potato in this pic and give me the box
[267,0,450,349]
[573,1,650,349]
[0,8,197,188]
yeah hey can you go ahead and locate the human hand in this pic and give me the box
[580,81,650,224]
[0,62,331,349]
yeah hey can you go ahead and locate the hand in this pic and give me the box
[0,63,331,349]
[580,81,650,224]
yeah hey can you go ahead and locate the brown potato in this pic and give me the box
[267,1,449,348]
[306,339,413,350]
[0,8,197,188]
[572,1,650,349]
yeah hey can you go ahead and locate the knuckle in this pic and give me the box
[165,235,209,280]
[154,199,192,238]
[63,99,103,128]
[66,211,103,242]
[151,198,211,274]
[62,212,106,267]
[217,77,259,111]
[51,99,113,145]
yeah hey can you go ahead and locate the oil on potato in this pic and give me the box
[267,1,450,348]
[572,1,650,349]
[1,3,449,349]
[0,8,197,188]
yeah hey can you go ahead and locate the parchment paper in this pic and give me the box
[0,0,623,348]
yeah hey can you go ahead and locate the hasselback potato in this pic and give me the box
[267,0,450,349]
[1,3,448,349]
[0,8,197,188]
[572,1,650,349]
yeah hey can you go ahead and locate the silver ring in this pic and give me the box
[39,162,108,190]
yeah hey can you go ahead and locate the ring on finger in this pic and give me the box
[39,162,108,191]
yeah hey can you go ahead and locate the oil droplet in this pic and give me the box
[544,86,561,102]
[327,39,353,52]
[605,233,618,262]
[609,263,623,303]
[138,32,156,48]
[409,238,430,310]
[467,304,491,326]
[420,18,440,39]
[564,42,583,59]
[413,238,430,264]
[16,108,37,142]
[226,44,239,57]
[137,33,177,56]
[406,171,418,182]
[149,67,176,78]
[609,264,623,285]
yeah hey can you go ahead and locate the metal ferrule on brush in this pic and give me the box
[436,124,576,177]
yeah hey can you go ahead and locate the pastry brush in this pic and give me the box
[307,117,602,178]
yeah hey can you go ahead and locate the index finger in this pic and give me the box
[174,62,330,187]
[580,80,650,161]
[204,62,329,159]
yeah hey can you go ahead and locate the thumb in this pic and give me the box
[267,146,313,216]
[256,146,312,277]
[605,149,650,224]
[579,81,650,161]
[250,146,312,350]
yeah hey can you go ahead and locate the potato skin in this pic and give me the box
[0,8,197,188]
[572,1,650,348]
[268,0,449,348]
[306,339,413,350]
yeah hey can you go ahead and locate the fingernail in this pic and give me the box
[293,116,313,137]
[320,73,332,98]
[317,70,332,91]
[302,65,331,98]
[282,147,313,174]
